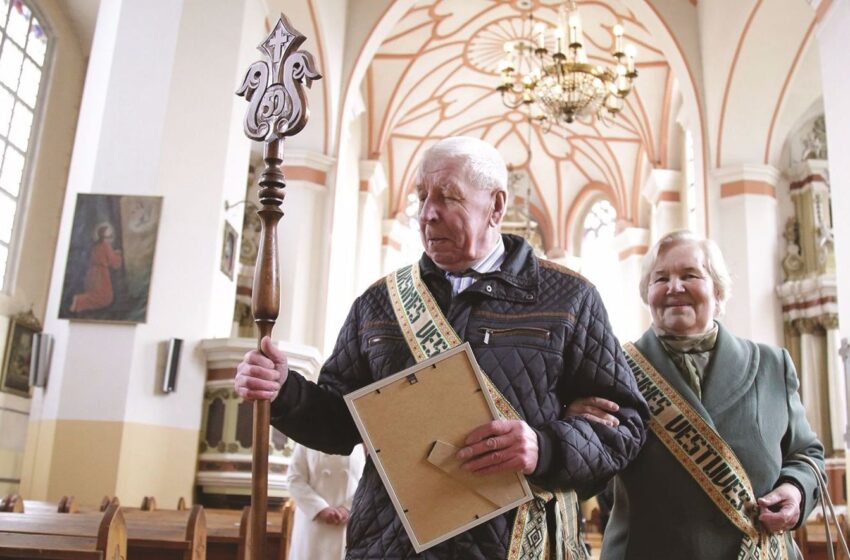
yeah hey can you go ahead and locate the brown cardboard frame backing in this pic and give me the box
[344,343,533,553]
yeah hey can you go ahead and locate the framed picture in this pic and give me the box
[1,313,41,397]
[58,194,163,323]
[220,221,238,279]
[344,343,532,552]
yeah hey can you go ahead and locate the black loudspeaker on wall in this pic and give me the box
[162,338,183,393]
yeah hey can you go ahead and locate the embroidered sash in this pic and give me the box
[623,342,788,560]
[386,264,586,560]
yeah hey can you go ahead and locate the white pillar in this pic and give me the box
[614,227,651,342]
[321,94,363,354]
[355,160,387,293]
[644,169,685,237]
[827,328,847,454]
[381,216,419,275]
[800,330,832,446]
[713,165,783,345]
[815,0,850,369]
[276,150,334,351]
[21,0,266,505]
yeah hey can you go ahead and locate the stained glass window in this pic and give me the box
[0,0,48,290]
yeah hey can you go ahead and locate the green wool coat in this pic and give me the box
[601,323,825,560]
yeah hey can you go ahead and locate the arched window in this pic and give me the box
[580,199,624,334]
[582,199,616,242]
[0,0,49,291]
[404,189,419,232]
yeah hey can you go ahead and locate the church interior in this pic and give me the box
[0,0,849,556]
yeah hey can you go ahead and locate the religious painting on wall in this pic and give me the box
[220,221,237,279]
[1,312,41,397]
[58,194,163,323]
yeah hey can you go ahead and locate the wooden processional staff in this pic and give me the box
[236,14,322,560]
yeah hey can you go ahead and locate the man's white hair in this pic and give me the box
[417,136,508,194]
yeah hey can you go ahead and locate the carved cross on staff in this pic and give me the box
[236,14,321,560]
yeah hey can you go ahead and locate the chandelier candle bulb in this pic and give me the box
[568,14,581,47]
[554,27,565,54]
[625,44,636,74]
[613,24,624,55]
[534,23,546,49]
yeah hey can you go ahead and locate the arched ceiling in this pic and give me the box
[364,0,675,253]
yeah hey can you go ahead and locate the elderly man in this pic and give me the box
[235,136,648,559]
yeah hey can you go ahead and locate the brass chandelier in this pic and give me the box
[497,1,638,128]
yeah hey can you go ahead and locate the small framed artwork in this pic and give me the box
[1,313,41,397]
[220,221,238,279]
[58,194,163,323]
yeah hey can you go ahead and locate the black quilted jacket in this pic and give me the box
[271,234,648,559]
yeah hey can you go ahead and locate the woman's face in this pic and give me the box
[647,241,718,335]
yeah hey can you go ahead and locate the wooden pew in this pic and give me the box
[122,504,206,560]
[794,504,849,560]
[17,496,80,514]
[205,506,249,560]
[140,496,157,511]
[0,501,126,560]
[206,499,294,560]
[1,493,23,512]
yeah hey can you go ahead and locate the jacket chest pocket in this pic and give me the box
[479,326,551,345]
[367,334,404,347]
[474,323,563,354]
[362,331,412,378]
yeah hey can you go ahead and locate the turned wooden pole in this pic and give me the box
[236,14,321,560]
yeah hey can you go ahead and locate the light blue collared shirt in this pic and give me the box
[445,236,506,296]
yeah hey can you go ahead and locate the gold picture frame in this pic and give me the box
[1,313,41,398]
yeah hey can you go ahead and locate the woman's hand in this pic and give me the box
[757,482,802,534]
[316,506,343,525]
[563,397,620,427]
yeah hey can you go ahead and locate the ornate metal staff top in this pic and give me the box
[236,14,321,560]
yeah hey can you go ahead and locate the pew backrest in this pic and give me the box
[0,501,126,560]
[122,504,207,560]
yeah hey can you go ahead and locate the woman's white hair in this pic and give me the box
[638,230,733,316]
[417,136,508,195]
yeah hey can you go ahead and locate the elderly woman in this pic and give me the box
[569,230,824,559]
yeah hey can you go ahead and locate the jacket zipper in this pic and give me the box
[479,326,551,344]
[368,334,403,346]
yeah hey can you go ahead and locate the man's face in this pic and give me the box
[416,157,502,272]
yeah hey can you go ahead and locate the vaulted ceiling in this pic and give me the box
[364,0,676,254]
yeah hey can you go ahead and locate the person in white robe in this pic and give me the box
[286,443,366,560]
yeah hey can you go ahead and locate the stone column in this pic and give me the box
[810,0,850,499]
[20,0,267,505]
[812,0,850,349]
[381,216,420,275]
[276,150,334,350]
[713,164,782,345]
[356,160,387,292]
[644,169,684,237]
[776,162,839,453]
[614,226,651,341]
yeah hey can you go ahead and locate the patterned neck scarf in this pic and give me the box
[655,322,719,401]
